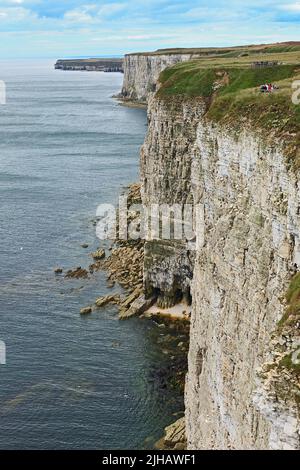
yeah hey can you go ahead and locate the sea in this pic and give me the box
[0,60,185,449]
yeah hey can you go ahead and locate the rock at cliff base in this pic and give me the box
[91,249,105,260]
[155,417,186,450]
[80,306,92,315]
[119,287,142,309]
[119,295,155,319]
[95,294,120,308]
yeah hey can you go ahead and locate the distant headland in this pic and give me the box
[55,58,124,73]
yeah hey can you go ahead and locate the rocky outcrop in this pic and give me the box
[119,294,155,319]
[141,92,300,449]
[95,294,120,308]
[91,248,105,260]
[80,306,92,315]
[156,417,187,450]
[121,53,200,103]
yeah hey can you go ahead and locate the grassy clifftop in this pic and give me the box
[158,62,298,97]
[157,51,300,170]
[128,41,300,56]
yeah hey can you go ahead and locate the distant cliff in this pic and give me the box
[55,58,124,72]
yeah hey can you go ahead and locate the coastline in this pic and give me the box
[61,182,190,449]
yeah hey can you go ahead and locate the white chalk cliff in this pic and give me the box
[122,53,300,449]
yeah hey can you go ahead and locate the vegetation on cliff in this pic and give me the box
[129,41,300,57]
[158,61,297,98]
[157,52,300,170]
[276,273,300,375]
[278,272,300,330]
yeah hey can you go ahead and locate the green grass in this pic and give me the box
[219,65,295,94]
[265,45,300,54]
[129,42,300,57]
[279,351,300,373]
[278,273,300,329]
[276,273,300,376]
[158,65,217,98]
[157,60,300,170]
[158,62,296,98]
[286,272,300,303]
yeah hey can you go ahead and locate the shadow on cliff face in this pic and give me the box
[146,317,190,395]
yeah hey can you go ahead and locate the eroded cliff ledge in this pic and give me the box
[132,49,300,449]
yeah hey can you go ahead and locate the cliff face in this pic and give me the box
[140,97,204,306]
[121,54,197,102]
[141,93,300,449]
[186,121,300,449]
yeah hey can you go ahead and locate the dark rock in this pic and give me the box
[65,267,89,279]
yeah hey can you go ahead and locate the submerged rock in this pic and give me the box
[65,266,89,279]
[54,267,63,274]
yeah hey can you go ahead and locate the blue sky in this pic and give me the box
[0,0,299,58]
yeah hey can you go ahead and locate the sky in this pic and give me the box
[0,0,299,58]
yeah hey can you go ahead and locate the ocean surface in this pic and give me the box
[0,61,184,449]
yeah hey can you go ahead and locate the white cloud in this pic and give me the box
[278,2,300,12]
[64,9,93,24]
[183,6,247,22]
[97,3,127,17]
[0,0,28,4]
[0,6,37,22]
[63,3,127,25]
